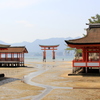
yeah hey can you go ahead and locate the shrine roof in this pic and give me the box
[86,23,100,28]
[0,44,10,48]
[39,45,59,47]
[65,23,100,46]
[0,46,28,53]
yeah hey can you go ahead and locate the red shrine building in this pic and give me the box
[0,44,28,67]
[65,23,100,73]
[39,45,59,61]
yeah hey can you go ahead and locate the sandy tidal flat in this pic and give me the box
[0,61,100,100]
[0,66,44,100]
[31,61,100,100]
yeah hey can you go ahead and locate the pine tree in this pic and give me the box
[88,14,100,23]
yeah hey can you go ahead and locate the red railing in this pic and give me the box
[73,59,100,67]
[0,58,24,62]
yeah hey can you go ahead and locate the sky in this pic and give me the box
[0,0,100,43]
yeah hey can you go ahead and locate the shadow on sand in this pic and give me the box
[0,77,20,86]
[68,69,100,77]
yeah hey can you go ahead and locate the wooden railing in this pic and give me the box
[73,59,100,67]
[0,58,24,62]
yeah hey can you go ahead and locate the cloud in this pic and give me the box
[0,0,41,9]
[16,20,34,27]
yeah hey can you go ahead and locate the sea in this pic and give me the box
[24,53,74,62]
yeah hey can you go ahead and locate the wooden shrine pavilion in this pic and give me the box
[0,45,28,67]
[65,23,100,73]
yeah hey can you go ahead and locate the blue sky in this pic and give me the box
[0,0,100,43]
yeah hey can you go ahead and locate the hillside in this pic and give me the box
[11,37,72,52]
[0,37,81,56]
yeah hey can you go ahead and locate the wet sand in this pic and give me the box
[0,65,44,100]
[0,61,100,100]
[31,61,100,100]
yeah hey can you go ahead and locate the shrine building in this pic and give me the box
[0,44,28,67]
[65,23,100,73]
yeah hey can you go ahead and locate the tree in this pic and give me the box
[65,46,82,57]
[88,14,100,23]
[65,14,100,59]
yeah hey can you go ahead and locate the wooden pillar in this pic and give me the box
[22,53,24,66]
[18,53,20,66]
[85,48,88,73]
[19,53,20,66]
[21,53,24,66]
[86,67,88,73]
[19,53,21,61]
[21,53,22,62]
[43,50,46,62]
[73,67,76,73]
[11,53,14,66]
[72,67,74,73]
[21,53,22,66]
[52,50,55,60]
[99,48,100,73]
[17,53,18,61]
[18,53,20,60]
[99,67,100,73]
[11,53,14,61]
[11,53,12,60]
[5,53,8,61]
[0,53,1,61]
[17,53,19,66]
[16,53,18,66]
[82,48,86,61]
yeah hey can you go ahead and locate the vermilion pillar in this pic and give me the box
[0,53,1,60]
[52,50,55,60]
[5,53,8,61]
[43,50,46,62]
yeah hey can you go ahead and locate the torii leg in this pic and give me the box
[52,50,55,60]
[43,50,46,62]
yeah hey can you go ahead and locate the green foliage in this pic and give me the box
[88,14,100,23]
[83,33,86,37]
[65,47,75,53]
[65,46,82,54]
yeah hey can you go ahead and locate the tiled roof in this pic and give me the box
[65,26,100,45]
[0,46,28,53]
[0,44,10,48]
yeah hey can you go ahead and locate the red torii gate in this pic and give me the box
[39,45,59,62]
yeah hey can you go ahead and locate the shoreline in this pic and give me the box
[0,61,100,100]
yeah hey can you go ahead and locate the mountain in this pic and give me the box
[0,37,81,55]
[11,37,73,52]
[0,40,7,44]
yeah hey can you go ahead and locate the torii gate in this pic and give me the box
[39,45,59,62]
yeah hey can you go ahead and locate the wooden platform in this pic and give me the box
[0,61,24,67]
